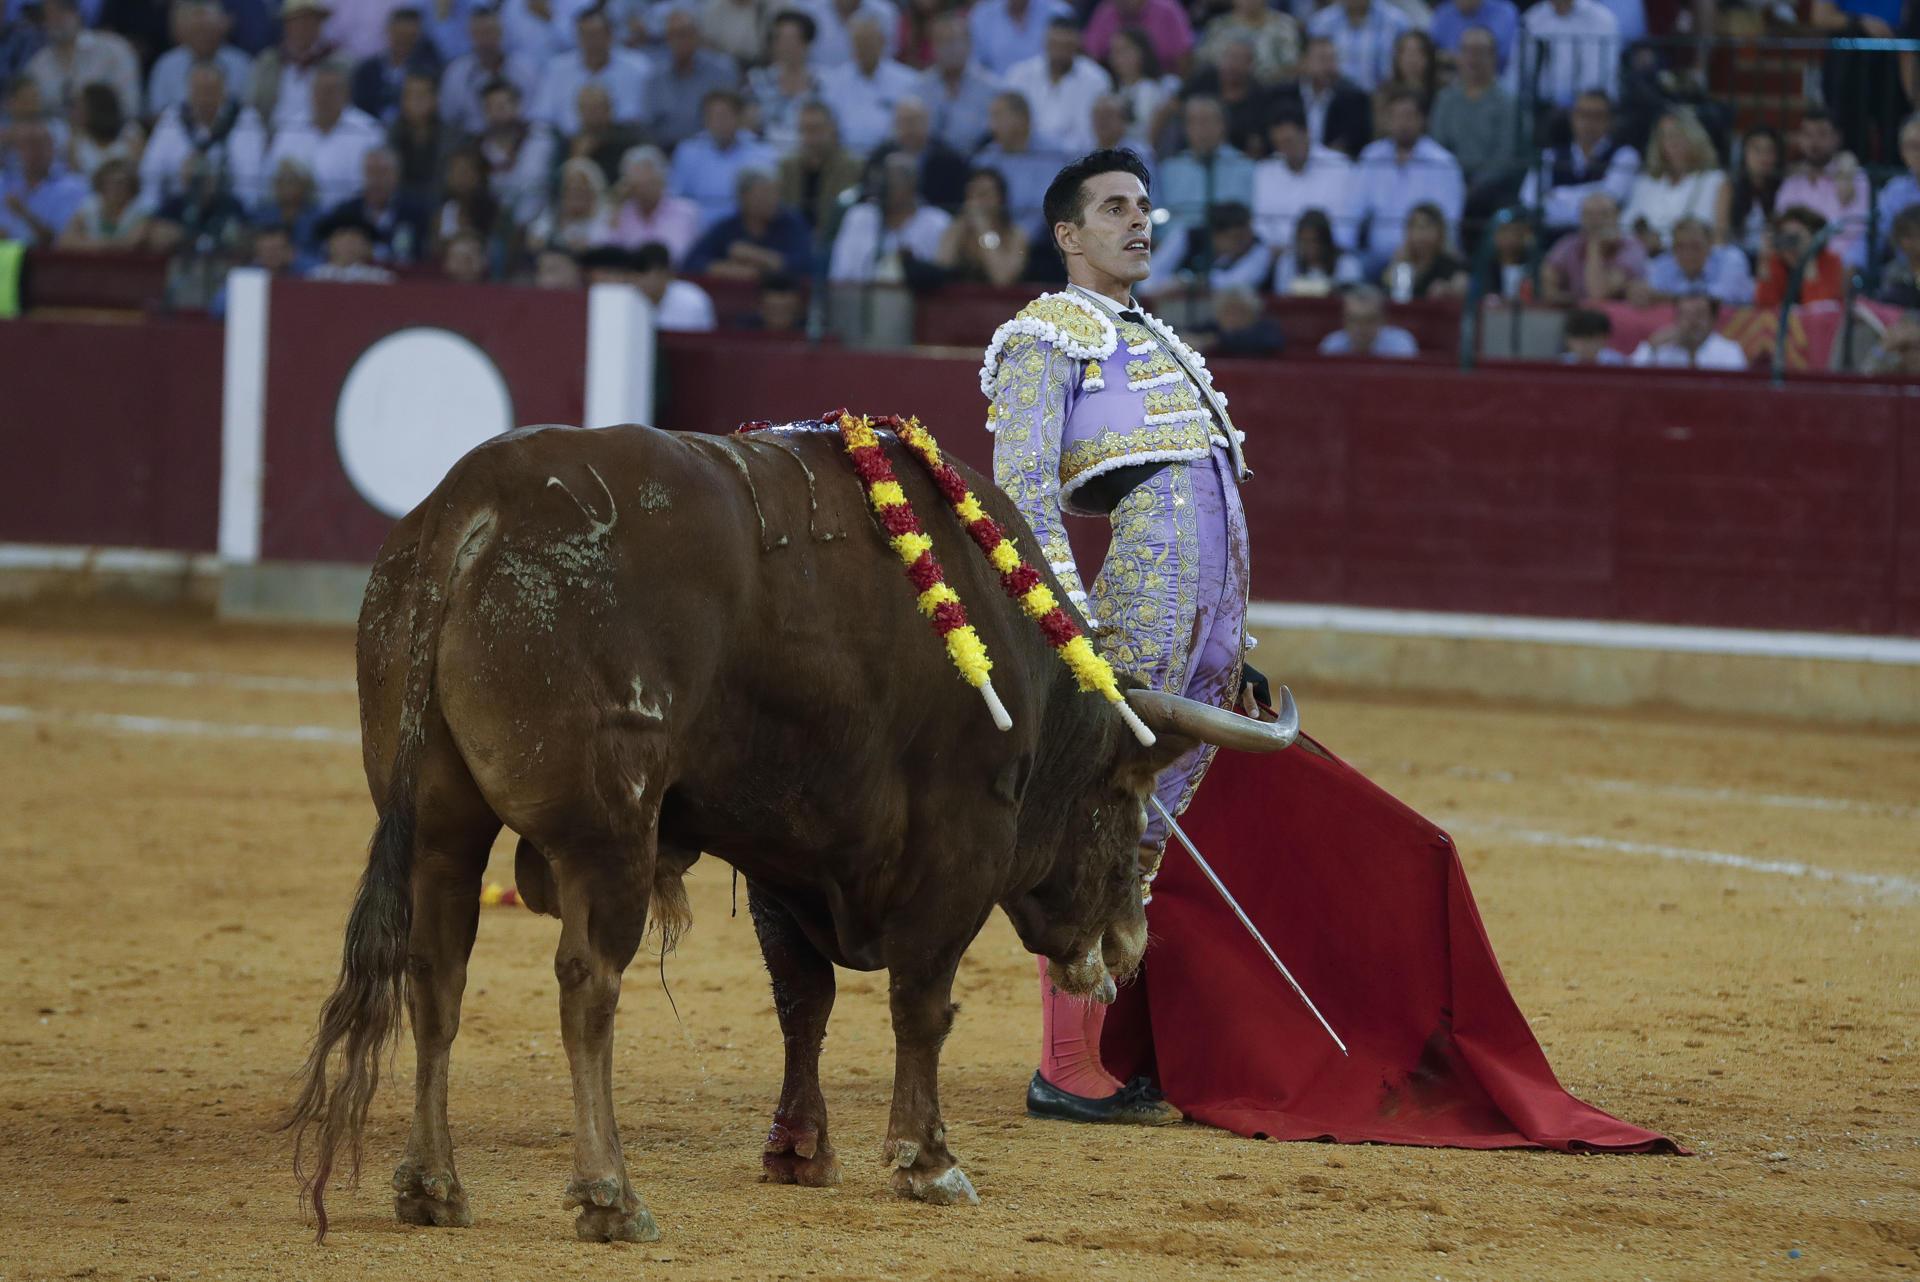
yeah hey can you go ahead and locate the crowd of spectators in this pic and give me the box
[0,0,1917,371]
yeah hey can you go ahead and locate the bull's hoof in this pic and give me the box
[762,1118,842,1187]
[564,1176,661,1243]
[886,1139,979,1206]
[392,1161,473,1228]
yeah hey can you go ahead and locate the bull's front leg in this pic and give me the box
[882,949,978,1206]
[746,880,841,1187]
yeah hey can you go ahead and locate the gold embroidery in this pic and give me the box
[1016,296,1110,350]
[1126,350,1180,382]
[1143,385,1204,417]
[989,334,1088,604]
[1116,320,1155,349]
[1059,423,1214,492]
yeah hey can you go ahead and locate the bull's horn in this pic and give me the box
[1124,686,1300,753]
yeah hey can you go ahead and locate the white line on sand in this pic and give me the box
[1444,819,1920,903]
[0,704,358,745]
[0,662,355,694]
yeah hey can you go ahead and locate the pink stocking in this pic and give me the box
[1035,955,1123,1099]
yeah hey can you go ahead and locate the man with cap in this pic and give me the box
[249,0,342,129]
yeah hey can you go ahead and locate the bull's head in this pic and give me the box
[1005,685,1299,1003]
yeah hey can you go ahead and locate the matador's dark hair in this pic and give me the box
[1043,148,1152,262]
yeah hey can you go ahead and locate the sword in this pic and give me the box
[1151,795,1349,1057]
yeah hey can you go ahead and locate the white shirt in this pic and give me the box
[440,50,543,135]
[1623,169,1725,248]
[831,58,924,154]
[1518,140,1640,229]
[828,201,952,281]
[1517,0,1619,107]
[800,0,901,69]
[1004,54,1113,155]
[261,107,385,209]
[1630,331,1746,370]
[1251,145,1352,248]
[533,48,654,133]
[139,103,270,210]
[653,278,717,332]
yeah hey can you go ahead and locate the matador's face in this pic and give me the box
[1057,171,1153,291]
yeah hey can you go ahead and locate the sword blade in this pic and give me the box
[1151,796,1349,1057]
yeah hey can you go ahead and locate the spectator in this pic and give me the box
[672,90,780,230]
[420,0,474,66]
[778,98,865,240]
[534,4,651,134]
[326,0,422,61]
[252,156,325,249]
[610,144,700,261]
[476,76,554,223]
[324,145,432,262]
[262,61,383,208]
[1371,29,1436,125]
[1597,0,1646,43]
[1812,0,1904,164]
[308,208,396,280]
[1428,26,1526,217]
[1629,292,1746,369]
[1142,198,1272,299]
[433,142,503,251]
[250,0,342,130]
[1753,206,1847,308]
[145,151,250,256]
[351,5,442,124]
[1774,107,1868,263]
[1350,89,1463,270]
[440,4,539,135]
[1307,0,1410,94]
[566,82,643,186]
[525,155,613,252]
[1561,307,1624,363]
[1541,190,1644,303]
[64,80,142,181]
[972,90,1061,233]
[1273,35,1371,159]
[1632,214,1753,306]
[801,0,903,71]
[1429,0,1518,70]
[1253,106,1352,247]
[147,0,251,117]
[390,69,456,203]
[834,13,923,155]
[498,0,572,67]
[141,61,269,211]
[25,0,139,120]
[1876,206,1920,308]
[246,223,302,280]
[751,269,806,330]
[1875,117,1920,259]
[827,149,950,281]
[748,9,824,154]
[1005,18,1112,155]
[1182,33,1274,158]
[685,165,812,277]
[868,96,969,209]
[533,244,582,286]
[1205,283,1285,356]
[1714,124,1783,259]
[440,224,488,281]
[896,0,943,68]
[1089,93,1152,170]
[1272,210,1360,295]
[1862,313,1920,376]
[647,8,743,150]
[1477,212,1535,300]
[918,10,1001,156]
[1518,89,1637,233]
[700,0,775,66]
[1196,0,1301,86]
[0,7,47,93]
[57,154,146,248]
[1381,200,1467,298]
[1318,282,1417,354]
[967,0,1071,76]
[1083,0,1194,73]
[1104,28,1178,152]
[1517,0,1619,110]
[1624,109,1725,253]
[632,239,718,330]
[1160,96,1254,234]
[933,165,1029,283]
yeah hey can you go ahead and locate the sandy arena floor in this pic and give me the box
[0,608,1914,1282]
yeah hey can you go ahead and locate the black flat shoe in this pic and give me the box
[1026,1072,1182,1126]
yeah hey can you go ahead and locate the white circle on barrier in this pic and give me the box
[335,327,515,518]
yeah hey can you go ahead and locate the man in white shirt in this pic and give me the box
[262,61,385,209]
[1306,0,1409,93]
[919,10,1003,155]
[833,14,922,155]
[827,150,952,281]
[1630,293,1747,370]
[968,0,1073,75]
[1004,18,1112,155]
[534,4,652,133]
[802,0,900,70]
[1517,0,1619,109]
[25,0,140,118]
[141,61,269,210]
[1516,89,1638,231]
[1252,104,1352,248]
[1349,89,1463,269]
[440,4,541,134]
[631,240,717,331]
[147,0,253,117]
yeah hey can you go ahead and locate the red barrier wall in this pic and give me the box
[0,315,223,552]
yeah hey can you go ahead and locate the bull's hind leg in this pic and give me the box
[550,844,659,1242]
[394,763,499,1228]
[883,944,978,1206]
[746,880,841,1187]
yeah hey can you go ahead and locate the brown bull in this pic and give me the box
[285,421,1289,1242]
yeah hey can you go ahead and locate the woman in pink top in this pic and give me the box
[1083,0,1195,74]
[607,145,701,265]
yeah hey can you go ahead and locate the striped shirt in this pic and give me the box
[1307,1,1412,92]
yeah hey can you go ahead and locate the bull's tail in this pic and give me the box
[283,517,466,1240]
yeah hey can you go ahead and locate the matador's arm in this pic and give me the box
[988,333,1097,624]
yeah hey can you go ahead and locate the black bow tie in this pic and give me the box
[1119,309,1146,325]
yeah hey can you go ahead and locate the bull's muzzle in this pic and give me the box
[1048,948,1118,1005]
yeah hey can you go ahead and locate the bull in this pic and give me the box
[284,421,1292,1242]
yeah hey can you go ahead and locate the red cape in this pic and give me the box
[1101,736,1680,1153]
